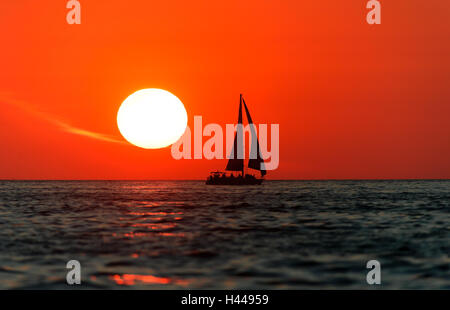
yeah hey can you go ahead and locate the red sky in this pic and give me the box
[0,1,449,180]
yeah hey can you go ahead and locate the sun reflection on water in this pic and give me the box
[111,194,189,243]
[110,274,190,286]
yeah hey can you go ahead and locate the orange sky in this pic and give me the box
[0,1,449,180]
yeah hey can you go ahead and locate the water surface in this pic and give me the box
[0,180,449,289]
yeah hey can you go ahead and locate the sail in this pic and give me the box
[225,95,244,173]
[242,98,266,177]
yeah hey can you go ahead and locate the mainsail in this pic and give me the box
[225,95,244,173]
[225,94,266,177]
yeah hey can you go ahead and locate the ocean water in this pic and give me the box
[0,180,449,289]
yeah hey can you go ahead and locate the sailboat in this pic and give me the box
[206,94,266,185]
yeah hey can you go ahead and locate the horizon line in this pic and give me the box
[1,178,449,181]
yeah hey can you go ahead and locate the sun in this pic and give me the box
[117,89,188,149]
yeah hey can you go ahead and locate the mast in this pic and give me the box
[240,94,244,177]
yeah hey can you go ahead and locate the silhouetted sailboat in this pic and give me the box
[206,94,266,185]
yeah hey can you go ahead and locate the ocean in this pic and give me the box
[0,180,448,289]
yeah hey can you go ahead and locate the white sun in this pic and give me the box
[117,89,188,149]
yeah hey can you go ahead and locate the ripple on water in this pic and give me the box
[0,180,448,289]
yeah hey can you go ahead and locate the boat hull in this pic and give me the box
[206,178,263,185]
